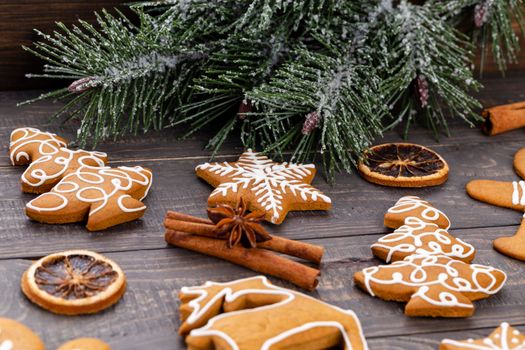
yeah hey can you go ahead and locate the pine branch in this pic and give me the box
[365,1,482,136]
[247,46,387,179]
[431,0,525,74]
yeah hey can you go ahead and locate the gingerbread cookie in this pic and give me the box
[195,149,331,224]
[466,148,525,261]
[22,250,126,315]
[384,196,450,229]
[26,165,152,231]
[179,276,368,349]
[440,322,525,350]
[10,127,108,193]
[58,338,111,350]
[372,216,475,263]
[0,318,45,350]
[354,254,506,317]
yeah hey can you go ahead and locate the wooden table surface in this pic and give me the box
[1,75,525,349]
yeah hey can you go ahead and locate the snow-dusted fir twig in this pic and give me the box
[431,0,525,74]
[365,1,482,136]
[21,0,525,181]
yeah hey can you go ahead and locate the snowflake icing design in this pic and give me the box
[196,149,331,224]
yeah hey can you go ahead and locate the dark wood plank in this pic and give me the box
[0,1,126,90]
[2,137,525,257]
[1,232,523,349]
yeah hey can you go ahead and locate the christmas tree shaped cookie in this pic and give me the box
[372,216,475,263]
[195,149,331,224]
[179,276,368,350]
[467,148,525,261]
[440,322,525,349]
[373,196,474,263]
[354,254,506,317]
[26,165,152,231]
[10,127,108,193]
[384,196,451,229]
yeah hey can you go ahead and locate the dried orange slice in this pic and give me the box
[358,143,449,187]
[21,250,126,315]
[58,338,111,350]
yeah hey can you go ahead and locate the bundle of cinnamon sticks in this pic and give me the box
[164,210,324,290]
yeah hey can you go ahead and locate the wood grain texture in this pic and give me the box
[0,1,125,90]
[0,234,523,349]
[0,76,525,348]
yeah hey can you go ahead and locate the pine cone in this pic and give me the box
[416,75,429,108]
[302,111,320,135]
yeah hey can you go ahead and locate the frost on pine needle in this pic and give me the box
[21,0,525,181]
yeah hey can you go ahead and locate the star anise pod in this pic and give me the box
[207,198,272,248]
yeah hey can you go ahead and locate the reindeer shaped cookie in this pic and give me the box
[179,276,368,350]
[9,127,108,193]
[467,148,525,261]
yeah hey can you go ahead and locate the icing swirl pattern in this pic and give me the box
[386,196,451,229]
[356,254,506,316]
[10,127,107,193]
[26,165,153,231]
[372,216,475,263]
[179,276,368,350]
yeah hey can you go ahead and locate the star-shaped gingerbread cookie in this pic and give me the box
[195,149,331,224]
[440,322,525,350]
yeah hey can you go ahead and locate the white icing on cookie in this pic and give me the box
[512,181,525,206]
[361,254,506,309]
[372,217,475,262]
[441,322,525,350]
[26,165,152,216]
[21,149,107,187]
[181,276,368,350]
[387,196,450,229]
[9,127,67,165]
[196,149,330,223]
[0,340,13,350]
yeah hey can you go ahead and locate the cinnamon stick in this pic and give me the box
[166,210,213,225]
[163,217,324,264]
[482,101,525,136]
[165,230,320,290]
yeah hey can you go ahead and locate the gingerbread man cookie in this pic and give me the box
[384,196,451,229]
[354,254,506,317]
[0,318,45,350]
[372,216,475,263]
[467,148,525,261]
[26,165,152,231]
[195,149,331,224]
[440,322,525,350]
[9,127,108,193]
[179,276,368,350]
